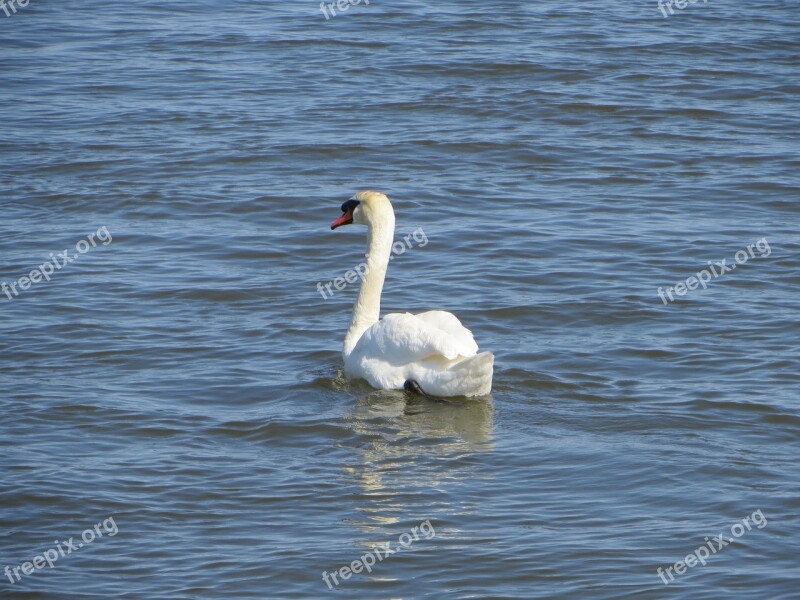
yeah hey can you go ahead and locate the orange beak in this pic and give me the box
[331,209,354,230]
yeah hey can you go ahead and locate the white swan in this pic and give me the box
[330,191,493,397]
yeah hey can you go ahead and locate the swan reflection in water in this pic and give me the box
[336,380,495,564]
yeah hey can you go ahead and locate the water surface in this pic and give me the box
[1,1,798,598]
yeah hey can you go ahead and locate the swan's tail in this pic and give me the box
[438,351,494,397]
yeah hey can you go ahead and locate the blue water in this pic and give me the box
[1,1,799,598]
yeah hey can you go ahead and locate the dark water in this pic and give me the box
[1,1,799,598]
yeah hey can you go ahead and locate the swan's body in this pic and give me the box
[331,191,493,397]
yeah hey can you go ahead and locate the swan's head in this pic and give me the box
[331,190,392,230]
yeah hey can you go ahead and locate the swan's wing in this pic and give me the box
[414,310,479,356]
[357,312,477,365]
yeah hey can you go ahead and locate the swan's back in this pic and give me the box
[345,310,493,397]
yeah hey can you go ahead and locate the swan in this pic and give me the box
[330,190,494,397]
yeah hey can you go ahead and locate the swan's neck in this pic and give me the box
[343,213,395,358]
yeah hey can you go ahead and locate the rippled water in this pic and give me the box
[2,1,799,598]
